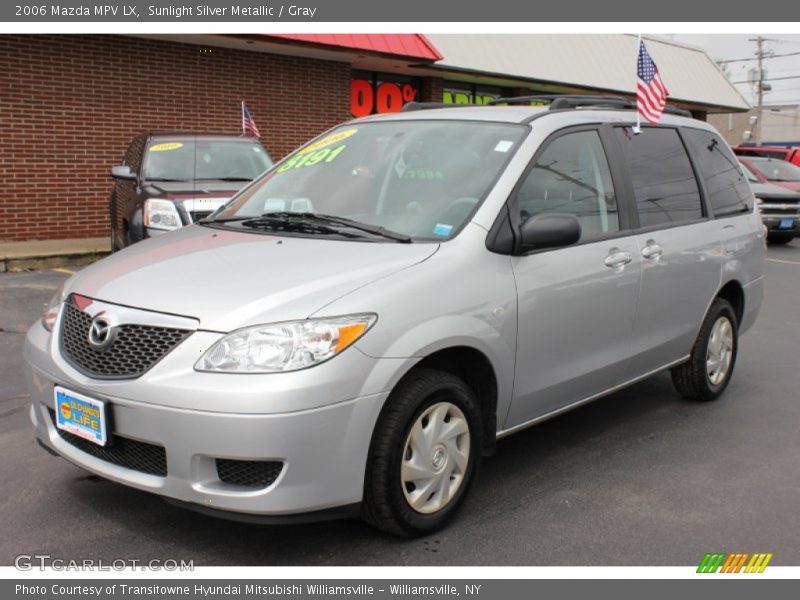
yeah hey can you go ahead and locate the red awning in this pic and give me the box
[263,34,443,62]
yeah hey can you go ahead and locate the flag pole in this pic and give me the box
[241,100,245,137]
[633,34,642,135]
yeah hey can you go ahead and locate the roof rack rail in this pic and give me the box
[401,102,465,112]
[488,94,693,117]
[487,94,627,106]
[398,95,693,118]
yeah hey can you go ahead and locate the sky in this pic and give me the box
[671,34,800,107]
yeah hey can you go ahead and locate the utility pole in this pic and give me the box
[749,36,772,147]
[755,36,765,146]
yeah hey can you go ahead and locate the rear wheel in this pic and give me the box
[671,298,738,402]
[767,231,794,245]
[362,368,482,536]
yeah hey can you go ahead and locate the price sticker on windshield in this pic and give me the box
[277,145,348,173]
[297,129,358,155]
[149,142,184,152]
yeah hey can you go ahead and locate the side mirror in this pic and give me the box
[110,165,136,181]
[518,214,581,252]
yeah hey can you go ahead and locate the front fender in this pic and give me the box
[316,224,519,432]
[358,319,515,437]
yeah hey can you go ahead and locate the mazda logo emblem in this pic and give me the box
[87,317,116,350]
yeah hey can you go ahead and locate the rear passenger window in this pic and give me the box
[615,127,703,227]
[683,129,753,216]
[516,130,619,241]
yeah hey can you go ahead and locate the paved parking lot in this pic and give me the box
[1,241,799,566]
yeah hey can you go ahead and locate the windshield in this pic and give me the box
[210,120,527,240]
[143,139,272,181]
[739,161,761,183]
[748,157,800,182]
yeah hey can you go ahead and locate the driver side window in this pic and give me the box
[517,130,619,241]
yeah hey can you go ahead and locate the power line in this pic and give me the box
[732,74,800,84]
[717,51,800,64]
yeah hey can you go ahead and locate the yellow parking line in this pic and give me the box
[51,267,75,275]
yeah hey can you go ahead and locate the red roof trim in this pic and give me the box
[261,34,443,62]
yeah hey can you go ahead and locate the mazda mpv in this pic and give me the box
[26,97,764,536]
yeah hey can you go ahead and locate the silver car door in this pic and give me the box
[505,126,642,429]
[612,125,724,376]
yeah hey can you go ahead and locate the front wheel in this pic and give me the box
[671,298,738,402]
[362,368,482,536]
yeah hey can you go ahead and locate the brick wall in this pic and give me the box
[0,35,352,242]
[419,77,444,103]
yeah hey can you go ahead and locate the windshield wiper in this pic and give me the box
[195,177,253,182]
[145,177,192,182]
[256,212,412,243]
[238,215,363,239]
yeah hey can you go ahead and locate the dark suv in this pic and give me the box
[109,133,272,250]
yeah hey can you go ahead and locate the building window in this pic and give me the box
[350,71,421,117]
[443,82,509,105]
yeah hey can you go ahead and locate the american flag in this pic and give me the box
[636,40,669,125]
[241,101,260,138]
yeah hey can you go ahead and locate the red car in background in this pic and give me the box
[738,156,800,192]
[734,145,800,167]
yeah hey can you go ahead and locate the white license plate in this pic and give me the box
[54,386,108,446]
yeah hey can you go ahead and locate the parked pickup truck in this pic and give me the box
[734,145,800,168]
[740,160,800,244]
[108,132,273,250]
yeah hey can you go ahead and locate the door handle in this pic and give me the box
[641,240,663,260]
[604,248,633,269]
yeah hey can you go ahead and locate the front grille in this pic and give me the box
[59,299,191,380]
[47,408,167,476]
[215,458,283,489]
[760,197,800,218]
[189,210,214,223]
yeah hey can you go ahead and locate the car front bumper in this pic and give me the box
[760,211,799,233]
[24,319,393,517]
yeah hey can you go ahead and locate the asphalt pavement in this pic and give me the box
[1,242,799,566]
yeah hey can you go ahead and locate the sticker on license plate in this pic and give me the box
[779,218,795,229]
[54,386,107,446]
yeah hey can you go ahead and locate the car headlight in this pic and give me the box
[144,199,182,231]
[40,279,71,332]
[195,314,377,373]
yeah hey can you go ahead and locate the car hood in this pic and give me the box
[762,180,800,192]
[749,182,800,198]
[143,180,249,198]
[67,225,438,331]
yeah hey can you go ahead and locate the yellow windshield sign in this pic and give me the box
[298,129,357,155]
[149,142,184,152]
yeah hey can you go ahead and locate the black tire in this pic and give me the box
[671,298,738,402]
[362,368,482,536]
[767,232,794,245]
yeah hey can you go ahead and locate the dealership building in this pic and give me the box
[0,33,749,243]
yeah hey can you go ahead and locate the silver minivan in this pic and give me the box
[25,98,765,536]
